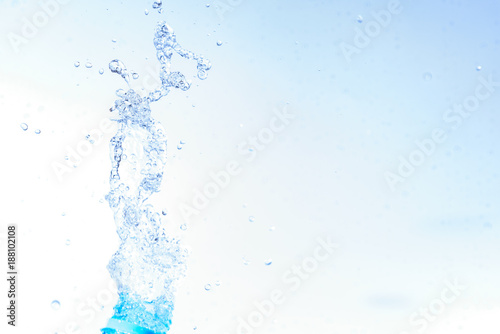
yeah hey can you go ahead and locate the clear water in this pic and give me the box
[102,20,211,334]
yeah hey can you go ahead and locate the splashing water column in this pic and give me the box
[101,22,210,334]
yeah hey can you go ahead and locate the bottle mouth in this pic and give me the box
[102,317,160,334]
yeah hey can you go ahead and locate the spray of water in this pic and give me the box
[101,21,211,334]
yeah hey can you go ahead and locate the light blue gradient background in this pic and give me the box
[1,0,499,334]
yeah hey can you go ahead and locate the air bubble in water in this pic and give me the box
[99,68,104,75]
[145,9,149,15]
[177,144,183,150]
[35,129,41,134]
[20,123,28,131]
[243,257,250,265]
[85,62,93,68]
[357,15,363,23]
[204,284,212,291]
[132,73,139,80]
[215,280,221,286]
[162,210,168,216]
[249,216,255,222]
[180,224,187,230]
[217,41,222,46]
[205,4,210,7]
[74,61,80,67]
[265,259,273,266]
[51,300,61,310]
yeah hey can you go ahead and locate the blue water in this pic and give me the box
[101,19,211,334]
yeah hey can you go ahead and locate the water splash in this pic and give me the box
[101,21,211,334]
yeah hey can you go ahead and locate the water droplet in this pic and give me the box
[217,40,223,46]
[194,326,198,330]
[249,216,255,222]
[35,129,41,134]
[180,140,186,145]
[204,284,212,291]
[85,62,92,68]
[51,300,61,310]
[243,257,250,265]
[177,144,183,150]
[112,39,117,43]
[265,259,273,266]
[423,72,432,81]
[99,68,104,75]
[180,224,187,230]
[65,239,71,246]
[205,3,210,7]
[132,73,139,80]
[144,9,149,15]
[357,15,363,23]
[74,61,80,67]
[215,280,221,286]
[109,59,129,82]
[269,226,275,232]
[61,212,66,216]
[162,210,168,216]
[476,65,482,71]
[20,123,28,131]
[109,59,126,74]
[242,203,247,208]
[197,70,208,80]
[153,0,162,9]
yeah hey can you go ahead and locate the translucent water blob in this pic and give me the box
[51,300,61,310]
